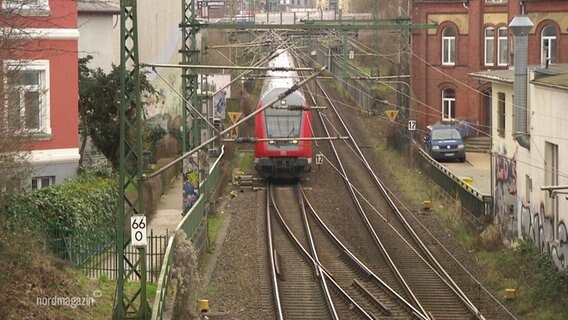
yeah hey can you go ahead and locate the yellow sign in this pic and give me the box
[228,112,242,124]
[230,127,238,139]
[385,110,399,121]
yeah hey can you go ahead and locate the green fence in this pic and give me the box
[417,146,492,222]
[151,145,224,320]
[48,227,168,282]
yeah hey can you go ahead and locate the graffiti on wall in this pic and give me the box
[519,198,568,270]
[494,147,567,270]
[182,154,199,215]
[494,153,518,242]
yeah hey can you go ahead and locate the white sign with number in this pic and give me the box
[316,153,324,165]
[131,216,147,247]
[408,120,417,131]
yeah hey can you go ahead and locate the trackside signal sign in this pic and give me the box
[228,112,241,139]
[131,216,147,247]
[385,110,399,121]
[408,120,417,131]
[228,112,241,124]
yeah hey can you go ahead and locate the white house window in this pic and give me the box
[442,27,456,66]
[497,92,505,137]
[485,27,495,66]
[541,25,557,65]
[31,176,55,189]
[498,27,508,66]
[442,89,455,121]
[2,0,50,16]
[4,60,51,135]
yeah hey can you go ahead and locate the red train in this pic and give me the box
[254,49,313,179]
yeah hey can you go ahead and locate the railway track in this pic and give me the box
[251,36,515,319]
[267,183,427,319]
[289,51,484,318]
[266,183,335,319]
[304,70,516,319]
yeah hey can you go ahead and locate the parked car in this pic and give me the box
[423,124,466,162]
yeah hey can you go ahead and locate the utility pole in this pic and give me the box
[397,0,411,121]
[114,0,150,318]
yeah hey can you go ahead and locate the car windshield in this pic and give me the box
[431,128,461,140]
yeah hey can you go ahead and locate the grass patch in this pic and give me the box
[375,144,478,249]
[238,152,254,173]
[207,212,225,251]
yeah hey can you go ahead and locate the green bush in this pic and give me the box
[144,124,168,161]
[3,171,118,235]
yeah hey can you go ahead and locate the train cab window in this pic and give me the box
[264,107,301,138]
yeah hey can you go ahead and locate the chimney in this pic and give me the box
[509,15,533,150]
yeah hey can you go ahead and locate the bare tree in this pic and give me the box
[0,1,50,201]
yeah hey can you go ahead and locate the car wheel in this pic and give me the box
[460,156,466,163]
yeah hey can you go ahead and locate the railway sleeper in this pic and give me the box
[339,251,373,280]
[353,278,392,316]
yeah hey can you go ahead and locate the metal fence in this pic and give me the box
[417,147,492,221]
[48,228,168,283]
[151,145,224,320]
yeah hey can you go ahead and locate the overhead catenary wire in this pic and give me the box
[143,65,327,180]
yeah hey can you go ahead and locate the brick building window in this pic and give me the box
[442,27,456,66]
[484,26,508,66]
[4,60,51,134]
[485,27,495,66]
[442,88,455,121]
[498,27,508,66]
[497,92,505,137]
[541,25,557,65]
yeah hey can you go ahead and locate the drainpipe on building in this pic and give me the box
[509,15,533,150]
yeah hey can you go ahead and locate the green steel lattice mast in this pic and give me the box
[114,0,150,318]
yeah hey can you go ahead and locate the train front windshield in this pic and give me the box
[264,107,302,139]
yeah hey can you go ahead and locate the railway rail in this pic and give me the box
[291,47,485,319]
[266,183,428,319]
[249,35,516,319]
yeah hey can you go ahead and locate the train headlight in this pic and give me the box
[279,100,286,108]
[269,140,275,144]
[291,139,298,144]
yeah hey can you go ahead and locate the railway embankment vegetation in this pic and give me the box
[0,162,172,318]
[378,142,568,320]
[0,167,119,318]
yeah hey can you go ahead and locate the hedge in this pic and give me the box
[3,171,119,236]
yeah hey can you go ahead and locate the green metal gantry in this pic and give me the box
[114,0,150,319]
[181,0,200,152]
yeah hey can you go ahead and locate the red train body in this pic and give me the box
[254,49,312,179]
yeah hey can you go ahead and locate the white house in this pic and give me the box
[471,65,568,270]
[78,0,120,72]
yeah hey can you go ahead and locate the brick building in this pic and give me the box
[1,0,80,189]
[411,0,568,136]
